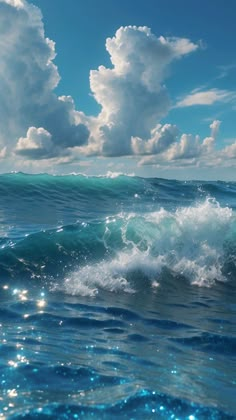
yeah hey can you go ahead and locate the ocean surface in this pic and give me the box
[0,173,235,419]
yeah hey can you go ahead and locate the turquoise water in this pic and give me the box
[0,173,236,419]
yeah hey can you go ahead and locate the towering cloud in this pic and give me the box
[89,26,198,156]
[0,0,89,159]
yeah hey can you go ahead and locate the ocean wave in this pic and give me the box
[1,198,235,293]
[59,198,236,296]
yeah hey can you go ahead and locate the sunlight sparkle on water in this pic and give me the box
[7,389,18,398]
[37,299,46,308]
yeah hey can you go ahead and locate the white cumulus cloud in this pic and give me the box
[221,142,236,159]
[89,26,198,156]
[0,0,89,159]
[139,120,221,166]
[131,124,179,155]
[15,126,56,158]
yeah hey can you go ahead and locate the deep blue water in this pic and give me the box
[0,173,236,419]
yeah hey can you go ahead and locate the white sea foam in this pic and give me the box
[62,199,235,296]
[105,171,136,178]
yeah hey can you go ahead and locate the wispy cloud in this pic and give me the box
[216,63,236,80]
[175,88,235,108]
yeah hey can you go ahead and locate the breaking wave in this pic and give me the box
[0,173,235,296]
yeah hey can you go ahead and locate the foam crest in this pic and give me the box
[62,199,235,295]
[62,261,135,297]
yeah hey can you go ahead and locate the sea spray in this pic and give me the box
[60,198,235,296]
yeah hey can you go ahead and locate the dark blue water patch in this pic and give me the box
[22,312,67,328]
[172,332,236,356]
[57,302,142,323]
[63,316,126,329]
[0,344,19,363]
[191,301,210,308]
[20,311,127,331]
[208,318,233,325]
[0,307,20,320]
[105,306,141,321]
[127,333,149,342]
[166,302,190,308]
[144,317,194,330]
[3,363,129,395]
[103,328,125,334]
[7,389,235,419]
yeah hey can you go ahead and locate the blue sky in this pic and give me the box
[0,0,235,179]
[33,0,236,134]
